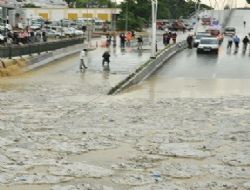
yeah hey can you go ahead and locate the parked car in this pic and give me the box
[224,26,236,36]
[30,24,41,30]
[68,27,84,36]
[46,29,65,38]
[63,27,76,37]
[0,34,5,44]
[193,32,212,47]
[197,37,219,54]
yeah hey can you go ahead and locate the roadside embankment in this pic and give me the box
[0,42,93,77]
[0,58,28,77]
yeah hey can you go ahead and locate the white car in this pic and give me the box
[224,27,236,36]
[68,27,84,35]
[193,32,212,47]
[63,28,76,37]
[46,29,65,38]
[30,24,41,30]
[197,37,219,54]
[0,34,5,44]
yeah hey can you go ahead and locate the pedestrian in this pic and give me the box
[102,51,111,67]
[42,31,47,42]
[233,35,240,49]
[131,31,135,38]
[79,49,87,71]
[82,25,87,32]
[227,35,233,49]
[120,33,126,48]
[172,32,177,44]
[126,32,132,47]
[242,36,250,51]
[182,27,186,33]
[163,32,168,46]
[137,35,143,50]
[186,34,193,49]
[244,21,246,27]
[166,32,171,45]
[6,36,13,46]
[106,33,112,47]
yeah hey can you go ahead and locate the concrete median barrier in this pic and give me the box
[108,41,187,95]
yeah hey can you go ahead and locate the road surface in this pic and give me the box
[125,9,250,98]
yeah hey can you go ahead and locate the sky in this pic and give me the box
[115,0,248,8]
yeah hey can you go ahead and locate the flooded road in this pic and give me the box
[0,10,250,190]
[126,10,250,98]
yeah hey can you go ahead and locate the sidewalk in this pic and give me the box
[82,31,190,74]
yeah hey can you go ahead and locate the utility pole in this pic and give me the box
[151,0,158,58]
[125,2,128,32]
[195,0,201,33]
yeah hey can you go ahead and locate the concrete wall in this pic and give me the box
[0,42,85,76]
[24,8,121,21]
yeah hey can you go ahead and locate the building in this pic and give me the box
[23,8,121,22]
[22,0,68,8]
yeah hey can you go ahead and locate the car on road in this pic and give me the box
[197,37,219,54]
[193,32,212,47]
[168,20,186,31]
[224,26,236,36]
[0,34,5,44]
[46,29,65,38]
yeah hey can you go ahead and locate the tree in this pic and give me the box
[75,0,115,8]
[65,0,76,8]
[116,0,212,31]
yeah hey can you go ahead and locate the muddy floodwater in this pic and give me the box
[0,57,250,190]
[1,11,250,188]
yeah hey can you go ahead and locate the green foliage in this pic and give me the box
[65,0,76,7]
[74,0,115,8]
[23,3,41,8]
[117,0,211,31]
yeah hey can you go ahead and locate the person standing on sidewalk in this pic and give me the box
[227,35,233,49]
[186,34,193,49]
[242,36,249,51]
[120,33,126,48]
[80,49,88,71]
[172,32,177,44]
[137,35,143,50]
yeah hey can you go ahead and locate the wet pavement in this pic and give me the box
[126,10,250,98]
[1,10,250,190]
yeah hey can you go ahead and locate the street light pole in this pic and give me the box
[125,2,128,32]
[195,0,201,33]
[151,0,158,58]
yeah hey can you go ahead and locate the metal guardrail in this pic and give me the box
[0,37,84,59]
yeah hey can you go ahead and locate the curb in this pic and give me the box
[22,44,95,72]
